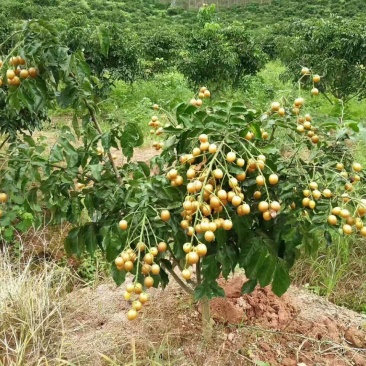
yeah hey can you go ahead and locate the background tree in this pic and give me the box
[278,18,366,102]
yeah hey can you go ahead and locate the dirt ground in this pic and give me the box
[60,275,366,366]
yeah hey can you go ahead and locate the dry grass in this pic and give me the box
[292,235,366,313]
[0,250,71,366]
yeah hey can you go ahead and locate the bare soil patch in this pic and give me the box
[61,275,366,365]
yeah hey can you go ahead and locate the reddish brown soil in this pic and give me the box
[62,275,366,366]
[207,276,366,365]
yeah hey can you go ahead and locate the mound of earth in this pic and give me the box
[61,275,366,366]
[207,276,366,365]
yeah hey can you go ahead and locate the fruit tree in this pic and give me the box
[0,22,365,335]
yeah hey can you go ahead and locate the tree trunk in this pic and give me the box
[201,297,212,339]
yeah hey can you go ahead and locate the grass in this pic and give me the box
[0,250,71,365]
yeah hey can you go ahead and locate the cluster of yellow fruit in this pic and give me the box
[190,86,211,107]
[301,181,332,210]
[116,219,169,320]
[148,104,165,151]
[0,56,38,87]
[0,192,7,218]
[165,134,281,281]
[271,98,319,144]
[298,161,365,236]
[148,115,163,137]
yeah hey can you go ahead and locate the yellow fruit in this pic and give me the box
[144,253,154,265]
[192,147,201,157]
[236,172,246,181]
[340,209,351,218]
[187,251,200,264]
[183,242,192,253]
[308,200,316,209]
[115,257,124,267]
[161,210,171,222]
[303,121,311,130]
[132,300,143,311]
[323,189,332,198]
[241,203,251,215]
[144,276,154,288]
[253,191,262,200]
[158,242,167,252]
[200,142,209,151]
[208,144,217,154]
[213,169,223,179]
[124,291,131,301]
[342,224,352,235]
[196,243,207,256]
[256,176,265,186]
[352,162,362,172]
[229,177,238,188]
[258,201,269,212]
[301,67,310,75]
[151,264,160,275]
[230,195,241,207]
[313,75,321,83]
[124,261,134,272]
[268,174,279,185]
[222,219,233,230]
[302,198,310,207]
[204,90,211,98]
[312,190,321,200]
[360,227,366,237]
[204,230,215,242]
[309,182,318,190]
[0,193,8,203]
[226,152,236,162]
[182,269,192,280]
[236,158,245,167]
[262,211,272,221]
[271,102,280,111]
[270,201,281,212]
[336,163,344,171]
[127,309,138,321]
[311,88,319,96]
[278,107,285,116]
[327,215,337,225]
[139,293,149,304]
[303,189,311,197]
[294,97,305,107]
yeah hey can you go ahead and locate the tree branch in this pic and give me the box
[161,262,194,296]
[86,105,122,184]
[0,135,10,151]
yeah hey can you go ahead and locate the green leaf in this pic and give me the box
[72,114,81,139]
[257,255,276,287]
[201,255,221,281]
[111,264,126,286]
[97,26,111,57]
[272,262,291,296]
[89,164,103,181]
[241,278,257,294]
[194,281,225,300]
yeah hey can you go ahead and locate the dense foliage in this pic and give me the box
[278,18,366,101]
[1,0,366,327]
